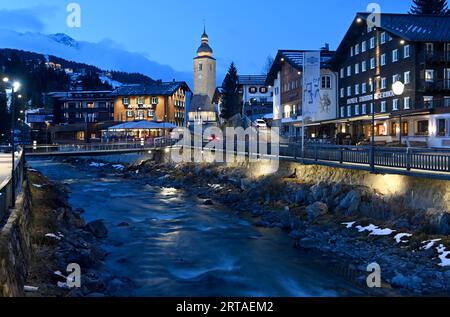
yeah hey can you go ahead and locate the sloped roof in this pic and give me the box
[357,12,450,42]
[238,75,267,86]
[111,81,190,97]
[331,13,450,67]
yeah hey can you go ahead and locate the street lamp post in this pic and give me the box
[392,80,406,146]
[3,77,21,208]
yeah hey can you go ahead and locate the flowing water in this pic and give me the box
[29,158,367,297]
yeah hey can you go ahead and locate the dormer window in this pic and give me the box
[137,97,145,105]
[259,87,268,93]
[249,87,257,94]
[123,97,129,106]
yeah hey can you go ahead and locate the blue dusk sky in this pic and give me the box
[0,0,412,79]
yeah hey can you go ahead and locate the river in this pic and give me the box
[28,158,366,297]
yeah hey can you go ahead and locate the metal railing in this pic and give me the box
[0,147,25,224]
[24,138,178,155]
[180,138,450,175]
[280,143,450,173]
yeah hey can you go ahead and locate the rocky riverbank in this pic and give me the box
[108,159,450,296]
[34,157,450,296]
[25,169,134,297]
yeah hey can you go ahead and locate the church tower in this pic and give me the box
[193,27,216,102]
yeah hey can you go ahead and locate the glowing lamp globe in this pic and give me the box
[392,81,405,96]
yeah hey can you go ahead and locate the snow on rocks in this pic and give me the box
[436,244,450,267]
[421,239,442,250]
[342,221,356,229]
[354,224,395,236]
[112,164,125,171]
[32,184,43,188]
[369,227,396,236]
[355,224,379,233]
[394,233,413,244]
[45,232,64,241]
[208,184,223,190]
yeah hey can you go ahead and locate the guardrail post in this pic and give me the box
[370,147,375,173]
[406,147,412,171]
[340,147,344,164]
[314,144,318,162]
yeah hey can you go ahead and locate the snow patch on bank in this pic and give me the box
[342,221,356,229]
[394,233,413,244]
[421,239,442,250]
[436,245,450,267]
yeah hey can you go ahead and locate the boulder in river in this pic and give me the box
[203,199,214,206]
[86,220,108,239]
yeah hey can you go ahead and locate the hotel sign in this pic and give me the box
[347,90,395,105]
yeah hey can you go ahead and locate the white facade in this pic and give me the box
[272,71,282,122]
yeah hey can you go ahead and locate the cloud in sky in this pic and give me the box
[0,6,57,32]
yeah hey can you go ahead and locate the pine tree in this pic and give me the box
[410,0,449,14]
[220,62,241,120]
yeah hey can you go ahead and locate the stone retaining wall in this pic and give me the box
[158,148,450,212]
[0,180,32,297]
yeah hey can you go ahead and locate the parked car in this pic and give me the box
[254,119,267,129]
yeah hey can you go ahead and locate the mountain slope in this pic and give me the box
[0,29,191,85]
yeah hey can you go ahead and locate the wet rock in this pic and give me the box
[305,202,329,220]
[391,273,423,291]
[117,222,130,228]
[223,193,240,205]
[426,209,450,235]
[197,193,209,199]
[86,220,108,239]
[203,199,214,206]
[293,188,308,204]
[298,237,316,250]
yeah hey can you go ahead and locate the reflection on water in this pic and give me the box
[29,159,365,297]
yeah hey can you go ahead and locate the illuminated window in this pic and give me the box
[392,49,399,62]
[381,101,387,112]
[404,97,411,109]
[321,76,331,89]
[393,99,399,111]
[249,87,257,94]
[362,104,367,114]
[404,45,411,58]
[123,98,129,105]
[404,71,411,84]
[416,120,429,136]
[361,41,367,52]
[381,32,386,44]
[437,119,447,136]
[361,60,367,72]
[381,54,386,66]
[425,69,435,82]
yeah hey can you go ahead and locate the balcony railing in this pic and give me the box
[420,50,450,63]
[419,80,450,92]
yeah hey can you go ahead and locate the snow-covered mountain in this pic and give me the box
[0,29,191,86]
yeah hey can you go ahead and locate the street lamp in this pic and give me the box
[3,77,21,208]
[392,81,405,146]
